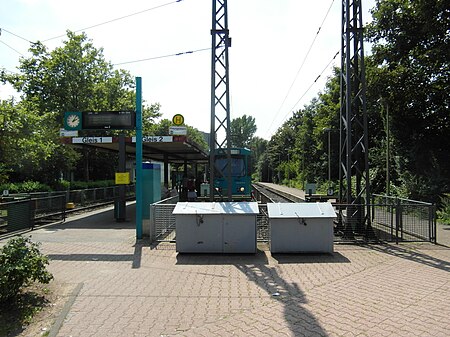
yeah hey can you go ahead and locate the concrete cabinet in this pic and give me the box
[173,202,259,253]
[268,203,336,253]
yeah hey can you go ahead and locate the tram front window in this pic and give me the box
[215,157,245,177]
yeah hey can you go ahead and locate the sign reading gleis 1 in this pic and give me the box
[72,137,113,144]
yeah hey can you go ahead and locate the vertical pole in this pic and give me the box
[386,102,390,196]
[164,153,169,190]
[209,0,217,200]
[210,0,232,201]
[328,129,331,183]
[136,77,143,239]
[117,134,126,221]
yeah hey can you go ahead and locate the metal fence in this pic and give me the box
[150,197,436,244]
[0,195,66,233]
[0,185,136,234]
[150,195,179,242]
[7,185,136,207]
[370,194,436,243]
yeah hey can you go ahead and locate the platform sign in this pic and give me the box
[115,172,130,185]
[60,128,78,137]
[169,126,187,135]
[72,137,113,144]
[132,136,173,143]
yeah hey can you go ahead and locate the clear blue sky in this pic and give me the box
[0,0,376,139]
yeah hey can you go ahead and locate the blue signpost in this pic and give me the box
[135,77,143,239]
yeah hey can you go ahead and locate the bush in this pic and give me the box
[0,236,53,303]
[0,181,51,194]
[437,194,450,225]
[69,180,115,190]
[18,181,52,193]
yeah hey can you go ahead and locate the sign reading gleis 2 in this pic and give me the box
[64,111,136,130]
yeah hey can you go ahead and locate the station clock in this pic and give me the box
[64,112,82,130]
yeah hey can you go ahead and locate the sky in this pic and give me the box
[0,0,376,140]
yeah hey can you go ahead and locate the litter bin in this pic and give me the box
[114,198,126,222]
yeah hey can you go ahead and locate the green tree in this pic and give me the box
[0,98,79,182]
[249,136,268,180]
[4,31,135,115]
[230,114,257,148]
[148,118,208,151]
[366,0,450,201]
[1,31,159,184]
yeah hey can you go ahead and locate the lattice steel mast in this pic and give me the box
[209,0,232,200]
[339,0,372,236]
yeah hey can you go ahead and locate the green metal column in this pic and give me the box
[136,77,143,239]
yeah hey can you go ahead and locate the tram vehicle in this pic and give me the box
[213,147,252,200]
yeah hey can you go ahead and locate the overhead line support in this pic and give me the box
[339,0,373,238]
[209,0,232,200]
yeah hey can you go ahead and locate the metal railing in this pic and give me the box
[0,195,66,233]
[0,185,136,234]
[5,185,136,207]
[370,194,436,243]
[150,195,179,242]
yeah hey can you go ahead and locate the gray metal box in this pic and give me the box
[268,203,336,253]
[173,202,259,253]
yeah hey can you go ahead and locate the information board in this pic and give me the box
[82,111,135,130]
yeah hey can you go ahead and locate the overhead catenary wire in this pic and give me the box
[113,46,212,66]
[0,1,186,70]
[265,0,336,137]
[42,0,184,42]
[264,50,340,138]
[0,40,25,56]
[284,50,340,118]
[0,28,32,43]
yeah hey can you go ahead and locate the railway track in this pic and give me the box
[252,183,301,203]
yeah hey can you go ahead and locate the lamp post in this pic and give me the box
[378,98,390,196]
[288,152,290,187]
[323,128,331,193]
[285,150,290,187]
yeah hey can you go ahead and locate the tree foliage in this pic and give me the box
[230,114,257,148]
[366,0,450,201]
[148,118,208,151]
[0,31,161,184]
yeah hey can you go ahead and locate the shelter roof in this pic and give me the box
[61,135,208,164]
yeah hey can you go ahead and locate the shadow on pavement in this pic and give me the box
[175,249,269,265]
[364,243,450,272]
[176,251,332,336]
[47,240,149,269]
[236,263,328,336]
[47,253,135,261]
[271,252,350,264]
[45,203,136,231]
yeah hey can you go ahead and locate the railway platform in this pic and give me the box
[256,182,306,201]
[3,203,449,337]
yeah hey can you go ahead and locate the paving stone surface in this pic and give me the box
[5,204,449,337]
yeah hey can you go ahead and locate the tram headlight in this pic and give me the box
[239,187,245,192]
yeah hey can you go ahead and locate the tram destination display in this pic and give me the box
[82,111,136,130]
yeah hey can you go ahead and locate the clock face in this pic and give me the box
[67,114,80,127]
[64,112,82,130]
